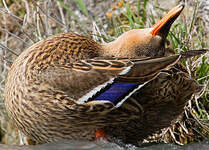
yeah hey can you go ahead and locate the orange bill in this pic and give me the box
[150,4,184,36]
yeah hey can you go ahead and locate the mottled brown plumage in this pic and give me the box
[4,4,204,145]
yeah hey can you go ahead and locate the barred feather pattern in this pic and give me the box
[4,32,202,144]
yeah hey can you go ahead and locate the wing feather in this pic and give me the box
[38,55,180,107]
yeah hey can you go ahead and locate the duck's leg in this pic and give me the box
[95,129,107,140]
[18,131,37,145]
[26,136,37,145]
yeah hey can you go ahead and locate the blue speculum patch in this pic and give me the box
[94,82,138,105]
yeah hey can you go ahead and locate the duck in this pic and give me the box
[4,4,205,145]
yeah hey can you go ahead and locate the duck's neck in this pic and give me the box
[100,29,154,58]
[101,40,121,57]
[101,36,136,58]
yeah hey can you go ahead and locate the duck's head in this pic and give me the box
[102,4,184,58]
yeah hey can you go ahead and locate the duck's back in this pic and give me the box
[4,32,105,142]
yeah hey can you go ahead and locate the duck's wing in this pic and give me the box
[38,55,180,109]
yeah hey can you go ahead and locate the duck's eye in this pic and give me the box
[165,39,170,47]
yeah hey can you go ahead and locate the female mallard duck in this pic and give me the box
[4,4,204,145]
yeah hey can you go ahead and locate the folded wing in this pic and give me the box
[38,55,180,108]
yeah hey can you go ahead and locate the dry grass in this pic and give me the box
[0,0,208,145]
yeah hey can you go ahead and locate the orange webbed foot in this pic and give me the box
[95,129,107,140]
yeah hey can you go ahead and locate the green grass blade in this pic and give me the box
[57,0,77,18]
[137,0,141,17]
[142,0,148,23]
[73,0,89,17]
[188,1,198,33]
